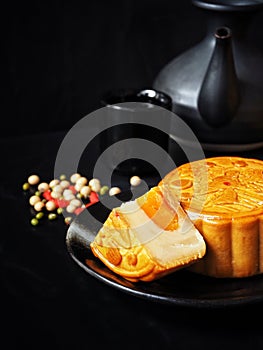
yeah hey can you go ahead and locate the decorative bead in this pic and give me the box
[63,189,73,197]
[66,204,77,213]
[45,200,57,211]
[74,184,83,192]
[100,185,109,195]
[51,191,61,199]
[80,185,91,198]
[22,183,30,191]
[70,198,82,207]
[109,187,121,196]
[31,218,39,226]
[89,191,99,203]
[63,193,75,201]
[38,182,50,192]
[89,178,101,192]
[130,175,141,187]
[76,177,88,187]
[57,207,63,215]
[60,180,70,189]
[53,185,63,193]
[28,175,40,185]
[64,217,72,225]
[34,201,45,212]
[70,173,81,183]
[36,212,44,220]
[49,179,60,188]
[48,213,57,220]
[29,195,41,206]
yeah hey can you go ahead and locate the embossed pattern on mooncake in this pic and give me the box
[162,157,263,216]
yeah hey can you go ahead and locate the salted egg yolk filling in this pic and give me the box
[118,196,204,266]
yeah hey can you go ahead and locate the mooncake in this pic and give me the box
[161,156,263,278]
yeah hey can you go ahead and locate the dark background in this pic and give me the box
[4,0,263,138]
[2,1,263,349]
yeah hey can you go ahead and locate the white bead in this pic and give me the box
[49,179,60,188]
[76,177,88,187]
[70,199,82,207]
[34,201,45,211]
[80,185,91,198]
[63,189,73,197]
[109,187,121,196]
[70,173,81,183]
[74,183,83,192]
[66,204,76,213]
[89,178,101,192]
[64,193,75,201]
[51,191,61,199]
[38,182,49,192]
[29,195,41,206]
[45,200,57,211]
[60,180,70,189]
[53,185,63,193]
[28,175,40,185]
[130,175,141,187]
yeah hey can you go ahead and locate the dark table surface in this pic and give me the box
[2,129,263,350]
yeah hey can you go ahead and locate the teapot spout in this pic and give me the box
[197,27,240,127]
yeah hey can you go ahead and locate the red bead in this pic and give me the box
[57,199,69,208]
[52,199,60,208]
[43,190,52,200]
[74,207,85,215]
[85,202,94,208]
[89,191,99,203]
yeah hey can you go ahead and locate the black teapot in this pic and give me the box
[153,0,263,151]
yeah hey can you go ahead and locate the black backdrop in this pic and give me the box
[4,0,263,137]
[2,3,263,349]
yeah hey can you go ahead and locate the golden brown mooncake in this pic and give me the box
[90,185,206,282]
[160,156,263,278]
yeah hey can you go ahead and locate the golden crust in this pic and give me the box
[161,156,263,278]
[90,210,156,282]
[161,156,263,218]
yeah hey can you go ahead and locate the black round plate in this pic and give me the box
[66,197,263,308]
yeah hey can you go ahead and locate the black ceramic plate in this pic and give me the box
[66,193,263,308]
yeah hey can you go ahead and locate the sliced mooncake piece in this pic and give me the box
[90,185,206,282]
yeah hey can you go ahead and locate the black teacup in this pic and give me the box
[99,88,173,176]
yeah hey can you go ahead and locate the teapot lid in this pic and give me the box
[192,0,263,12]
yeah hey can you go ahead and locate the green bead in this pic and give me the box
[31,218,39,226]
[36,212,44,220]
[48,213,57,220]
[23,182,30,191]
[64,217,72,225]
[35,190,41,196]
[100,185,109,195]
[59,174,66,180]
[57,207,63,215]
